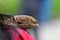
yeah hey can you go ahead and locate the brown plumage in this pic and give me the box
[3,15,39,29]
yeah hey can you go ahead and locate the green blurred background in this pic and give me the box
[0,0,21,15]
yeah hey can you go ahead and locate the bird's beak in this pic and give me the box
[36,23,39,27]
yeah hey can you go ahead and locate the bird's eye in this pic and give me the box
[32,19,37,24]
[33,22,37,24]
[32,20,37,24]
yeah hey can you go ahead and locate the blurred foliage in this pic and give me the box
[0,0,21,15]
[53,0,60,18]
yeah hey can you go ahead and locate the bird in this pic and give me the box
[0,14,39,40]
[0,14,38,40]
[3,15,39,29]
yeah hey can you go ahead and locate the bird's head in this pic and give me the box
[14,15,39,29]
